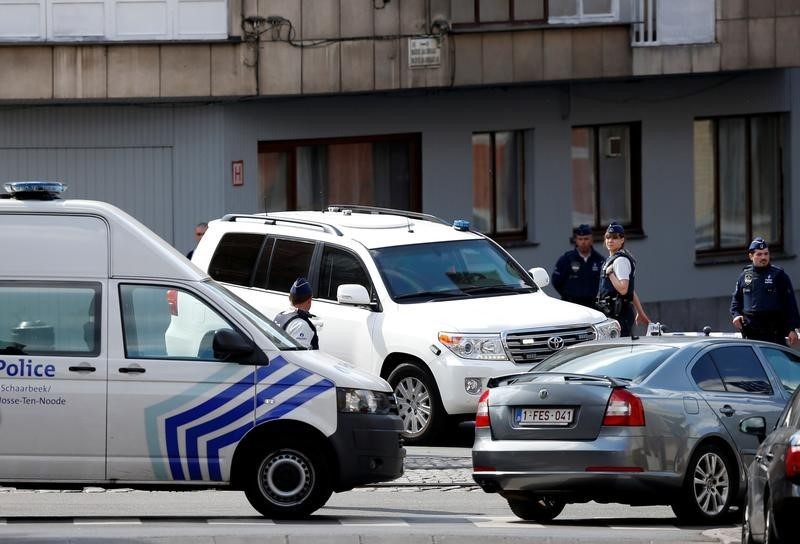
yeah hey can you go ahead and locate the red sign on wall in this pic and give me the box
[232,160,244,186]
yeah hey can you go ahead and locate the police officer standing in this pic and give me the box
[274,277,319,349]
[730,237,800,346]
[551,224,605,308]
[596,222,650,337]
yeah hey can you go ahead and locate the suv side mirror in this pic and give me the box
[739,416,767,443]
[337,284,372,305]
[213,328,255,362]
[528,267,550,288]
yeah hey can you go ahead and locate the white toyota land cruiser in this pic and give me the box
[192,206,620,443]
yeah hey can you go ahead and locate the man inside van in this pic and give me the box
[274,277,319,349]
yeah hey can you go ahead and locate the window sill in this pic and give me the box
[695,251,797,267]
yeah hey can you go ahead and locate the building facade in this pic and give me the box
[1,0,799,332]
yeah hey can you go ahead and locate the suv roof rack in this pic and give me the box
[220,213,343,236]
[325,204,449,226]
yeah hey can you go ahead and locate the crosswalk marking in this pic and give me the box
[207,518,276,526]
[339,517,410,527]
[73,519,143,525]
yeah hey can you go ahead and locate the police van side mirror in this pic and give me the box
[337,284,371,306]
[213,329,256,362]
[528,267,550,288]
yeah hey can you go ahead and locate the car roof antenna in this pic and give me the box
[407,216,414,233]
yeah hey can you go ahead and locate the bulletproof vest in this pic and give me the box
[274,309,319,349]
[741,264,785,314]
[597,250,635,302]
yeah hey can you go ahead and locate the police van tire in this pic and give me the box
[244,440,332,519]
[388,362,444,446]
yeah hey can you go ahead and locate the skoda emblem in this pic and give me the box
[547,336,565,350]
[538,389,549,400]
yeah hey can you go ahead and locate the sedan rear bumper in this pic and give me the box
[472,429,686,504]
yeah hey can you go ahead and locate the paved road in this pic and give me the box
[0,445,741,543]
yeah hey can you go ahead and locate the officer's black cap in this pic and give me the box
[748,237,768,252]
[573,224,592,236]
[606,222,625,236]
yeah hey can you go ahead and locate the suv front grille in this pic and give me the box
[504,326,596,364]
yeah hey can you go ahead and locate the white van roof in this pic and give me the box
[1,184,204,281]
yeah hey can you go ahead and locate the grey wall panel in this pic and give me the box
[0,106,174,148]
[172,105,226,255]
[0,146,174,244]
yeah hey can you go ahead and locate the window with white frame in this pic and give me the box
[0,0,227,41]
[549,0,618,22]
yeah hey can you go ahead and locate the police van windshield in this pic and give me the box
[205,281,303,350]
[371,239,536,303]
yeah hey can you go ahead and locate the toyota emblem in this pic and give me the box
[547,336,565,350]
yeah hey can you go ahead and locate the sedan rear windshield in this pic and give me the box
[370,239,536,303]
[534,344,678,383]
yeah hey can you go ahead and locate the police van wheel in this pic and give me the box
[388,362,444,446]
[244,441,332,519]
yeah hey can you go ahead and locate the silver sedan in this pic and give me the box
[472,336,800,524]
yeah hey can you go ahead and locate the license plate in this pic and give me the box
[515,407,574,426]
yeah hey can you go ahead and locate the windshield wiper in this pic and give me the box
[393,290,467,301]
[461,285,534,295]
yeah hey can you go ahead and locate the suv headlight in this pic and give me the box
[438,332,508,361]
[336,388,396,415]
[593,318,621,340]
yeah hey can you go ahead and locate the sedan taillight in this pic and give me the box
[602,388,645,426]
[786,433,800,482]
[475,389,490,428]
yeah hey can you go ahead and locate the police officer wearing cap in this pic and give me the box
[274,277,319,349]
[731,237,800,346]
[596,222,650,337]
[551,224,605,309]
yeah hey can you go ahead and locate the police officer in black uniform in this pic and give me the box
[551,224,605,308]
[595,222,650,337]
[274,277,319,349]
[730,237,800,346]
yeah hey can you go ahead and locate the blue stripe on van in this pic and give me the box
[183,368,312,480]
[144,364,243,480]
[205,378,334,481]
[163,360,286,480]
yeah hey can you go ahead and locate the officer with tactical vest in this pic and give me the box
[274,277,319,349]
[730,237,800,346]
[595,222,650,337]
[551,224,605,309]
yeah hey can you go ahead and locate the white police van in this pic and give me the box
[0,182,404,518]
[192,207,621,444]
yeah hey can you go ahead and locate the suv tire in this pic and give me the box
[388,362,444,445]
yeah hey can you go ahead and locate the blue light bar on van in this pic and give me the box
[3,181,67,199]
[453,219,471,231]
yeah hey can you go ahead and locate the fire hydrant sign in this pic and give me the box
[408,38,441,68]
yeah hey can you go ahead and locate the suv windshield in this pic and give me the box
[534,344,677,383]
[371,239,536,302]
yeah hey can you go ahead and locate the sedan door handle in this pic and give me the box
[719,405,735,417]
[118,366,146,374]
[69,365,96,373]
